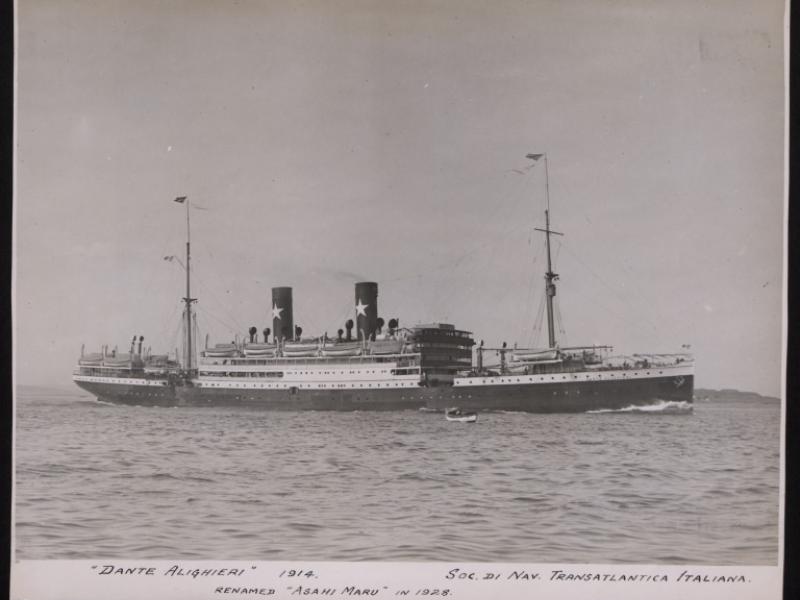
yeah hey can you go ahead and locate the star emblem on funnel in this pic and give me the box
[355,299,368,317]
[272,302,284,319]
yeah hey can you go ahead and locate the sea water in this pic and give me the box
[14,387,780,564]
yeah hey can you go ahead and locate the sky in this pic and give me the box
[15,0,785,396]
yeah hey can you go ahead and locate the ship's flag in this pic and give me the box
[174,196,187,203]
[526,153,544,161]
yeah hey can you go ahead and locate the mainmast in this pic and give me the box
[175,196,197,371]
[528,153,563,349]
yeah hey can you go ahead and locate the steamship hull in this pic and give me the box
[73,377,176,407]
[437,374,693,413]
[74,370,693,412]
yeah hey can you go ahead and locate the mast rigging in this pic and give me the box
[528,153,563,349]
[175,196,197,371]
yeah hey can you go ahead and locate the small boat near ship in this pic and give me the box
[72,153,694,412]
[445,408,478,423]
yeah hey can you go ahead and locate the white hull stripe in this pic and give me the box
[191,378,420,390]
[73,375,170,387]
[74,366,693,392]
[198,364,402,373]
[455,365,694,387]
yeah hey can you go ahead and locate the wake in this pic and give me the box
[587,400,693,414]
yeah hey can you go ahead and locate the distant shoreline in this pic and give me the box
[694,388,780,403]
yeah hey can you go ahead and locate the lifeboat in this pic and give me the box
[243,343,278,357]
[204,343,238,358]
[445,407,478,423]
[320,341,362,357]
[102,353,144,368]
[510,348,559,362]
[505,359,562,374]
[282,340,320,357]
[78,353,104,367]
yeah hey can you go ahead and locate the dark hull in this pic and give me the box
[74,380,177,407]
[75,374,693,413]
[434,375,694,413]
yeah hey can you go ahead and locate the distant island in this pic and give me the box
[694,388,780,403]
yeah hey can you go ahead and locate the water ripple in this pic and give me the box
[14,393,780,564]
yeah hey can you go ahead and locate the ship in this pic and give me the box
[73,154,694,412]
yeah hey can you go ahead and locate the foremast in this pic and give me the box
[528,153,563,350]
[175,196,197,372]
